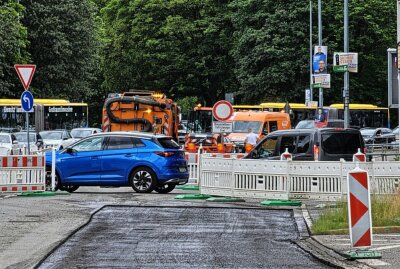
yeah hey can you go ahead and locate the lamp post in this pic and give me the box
[318,0,323,108]
[309,0,313,102]
[343,0,349,128]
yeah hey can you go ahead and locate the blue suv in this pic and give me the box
[45,132,188,193]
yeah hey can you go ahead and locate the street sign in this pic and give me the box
[333,53,358,73]
[21,91,34,112]
[14,64,36,90]
[312,74,331,89]
[212,121,233,133]
[212,100,233,121]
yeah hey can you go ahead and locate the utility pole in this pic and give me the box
[397,0,400,152]
[318,0,323,108]
[310,0,313,102]
[343,0,349,128]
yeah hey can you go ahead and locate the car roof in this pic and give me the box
[90,131,171,139]
[269,128,360,136]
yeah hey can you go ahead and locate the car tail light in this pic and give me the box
[155,151,176,157]
[313,145,319,161]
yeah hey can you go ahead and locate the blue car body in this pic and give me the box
[45,132,188,188]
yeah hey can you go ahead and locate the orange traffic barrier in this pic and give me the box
[245,144,254,153]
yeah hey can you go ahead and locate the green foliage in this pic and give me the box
[20,0,101,101]
[230,0,309,104]
[101,0,236,105]
[176,96,198,119]
[0,0,30,96]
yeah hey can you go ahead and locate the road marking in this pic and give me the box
[374,244,400,251]
[361,259,390,266]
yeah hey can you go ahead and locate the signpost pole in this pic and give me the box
[397,0,400,153]
[318,0,323,108]
[26,112,30,155]
[309,0,313,103]
[344,0,350,128]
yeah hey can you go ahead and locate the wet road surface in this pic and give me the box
[38,206,331,269]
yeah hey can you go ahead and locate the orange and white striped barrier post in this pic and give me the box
[280,148,292,161]
[345,167,381,259]
[353,148,366,163]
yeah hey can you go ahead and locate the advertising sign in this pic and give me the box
[212,121,233,133]
[333,52,358,73]
[313,46,328,74]
[313,74,331,89]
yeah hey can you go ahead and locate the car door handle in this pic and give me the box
[125,153,133,157]
[91,156,98,160]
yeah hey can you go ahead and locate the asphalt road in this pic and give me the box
[38,206,331,269]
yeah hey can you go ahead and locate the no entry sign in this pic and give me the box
[212,100,233,121]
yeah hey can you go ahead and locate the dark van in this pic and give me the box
[246,128,365,161]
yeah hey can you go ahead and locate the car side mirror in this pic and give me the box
[65,148,74,154]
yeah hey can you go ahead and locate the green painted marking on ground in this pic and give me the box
[206,197,245,202]
[344,250,382,260]
[17,191,56,197]
[175,194,211,200]
[181,185,200,191]
[260,199,302,206]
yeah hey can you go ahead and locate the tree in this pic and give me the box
[101,0,236,105]
[230,0,310,104]
[0,0,30,97]
[21,0,101,101]
[322,0,396,106]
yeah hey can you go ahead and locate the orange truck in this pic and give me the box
[227,111,291,152]
[184,106,234,153]
[102,91,180,141]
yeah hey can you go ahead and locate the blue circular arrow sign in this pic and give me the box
[21,91,34,112]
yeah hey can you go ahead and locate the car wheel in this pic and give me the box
[130,167,156,193]
[46,168,61,191]
[154,184,176,194]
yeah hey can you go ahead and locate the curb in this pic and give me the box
[295,204,373,269]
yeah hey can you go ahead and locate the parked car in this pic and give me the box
[393,126,399,141]
[45,132,189,193]
[70,127,102,139]
[0,133,19,155]
[295,120,316,129]
[0,127,21,133]
[39,130,73,149]
[360,128,396,144]
[13,131,44,152]
[245,128,365,161]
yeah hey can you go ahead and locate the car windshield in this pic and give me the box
[15,133,36,142]
[295,121,315,129]
[360,129,375,136]
[0,135,10,143]
[232,121,262,133]
[71,129,92,138]
[40,131,63,140]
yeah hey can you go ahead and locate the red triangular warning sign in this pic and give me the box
[14,64,36,90]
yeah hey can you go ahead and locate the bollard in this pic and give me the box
[51,147,56,191]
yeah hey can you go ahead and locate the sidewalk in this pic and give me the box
[303,200,400,269]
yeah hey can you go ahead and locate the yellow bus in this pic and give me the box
[328,104,390,128]
[259,102,321,126]
[0,99,88,131]
[232,105,263,111]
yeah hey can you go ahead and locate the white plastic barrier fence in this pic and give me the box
[199,156,400,201]
[0,154,46,192]
[185,152,246,184]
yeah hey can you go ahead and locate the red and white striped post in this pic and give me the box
[347,167,372,248]
[353,148,366,163]
[280,148,292,161]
